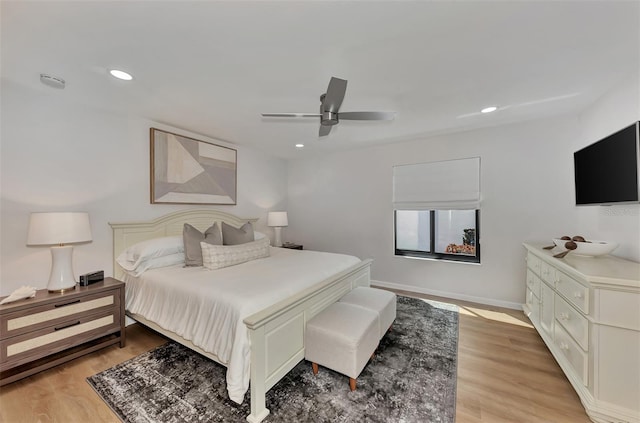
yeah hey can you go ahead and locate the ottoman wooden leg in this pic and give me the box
[312,362,319,375]
[349,378,357,391]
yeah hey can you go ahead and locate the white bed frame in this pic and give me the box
[109,209,371,422]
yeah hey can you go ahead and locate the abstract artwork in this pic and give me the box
[150,128,237,205]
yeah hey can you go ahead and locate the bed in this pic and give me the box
[110,209,372,422]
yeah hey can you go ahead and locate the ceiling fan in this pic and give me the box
[261,77,396,137]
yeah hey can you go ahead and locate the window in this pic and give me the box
[395,209,480,263]
[392,157,481,263]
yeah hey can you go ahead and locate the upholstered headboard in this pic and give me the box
[109,209,258,280]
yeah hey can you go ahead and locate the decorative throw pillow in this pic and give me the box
[183,223,222,266]
[201,237,270,270]
[221,221,254,245]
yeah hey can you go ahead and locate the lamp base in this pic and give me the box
[47,245,77,293]
[273,227,283,247]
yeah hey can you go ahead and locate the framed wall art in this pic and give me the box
[150,128,237,205]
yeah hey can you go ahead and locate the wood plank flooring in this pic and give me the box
[0,291,591,422]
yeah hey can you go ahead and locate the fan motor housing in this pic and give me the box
[321,111,338,125]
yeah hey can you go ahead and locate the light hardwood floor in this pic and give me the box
[0,291,591,423]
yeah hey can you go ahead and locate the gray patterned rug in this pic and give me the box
[87,296,458,423]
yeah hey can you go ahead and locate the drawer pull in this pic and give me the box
[559,312,570,321]
[54,321,81,331]
[54,299,81,308]
[560,342,569,351]
[573,292,583,299]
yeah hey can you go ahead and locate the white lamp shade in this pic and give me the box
[27,212,92,245]
[267,211,288,227]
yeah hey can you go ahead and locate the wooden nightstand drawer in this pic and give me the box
[1,289,119,338]
[1,309,120,370]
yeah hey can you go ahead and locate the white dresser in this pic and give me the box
[523,243,640,423]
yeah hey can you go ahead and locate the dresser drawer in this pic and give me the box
[525,288,539,321]
[540,261,556,285]
[526,269,541,299]
[526,253,541,276]
[554,323,588,386]
[555,271,589,314]
[1,289,119,339]
[555,294,589,351]
[0,309,120,370]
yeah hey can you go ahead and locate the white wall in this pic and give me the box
[287,74,639,308]
[0,81,288,295]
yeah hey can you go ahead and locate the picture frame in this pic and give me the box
[150,128,237,205]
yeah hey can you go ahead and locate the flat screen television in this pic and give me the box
[574,121,640,205]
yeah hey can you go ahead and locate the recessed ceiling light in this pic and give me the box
[109,69,133,81]
[295,144,304,148]
[481,106,498,114]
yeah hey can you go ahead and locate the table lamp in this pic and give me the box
[27,212,93,292]
[267,211,288,247]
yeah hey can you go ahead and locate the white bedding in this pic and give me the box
[124,246,360,404]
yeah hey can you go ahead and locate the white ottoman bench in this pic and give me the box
[305,302,379,391]
[339,287,396,340]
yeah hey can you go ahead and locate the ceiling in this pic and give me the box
[2,1,638,159]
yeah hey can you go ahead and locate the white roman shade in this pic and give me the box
[393,157,480,210]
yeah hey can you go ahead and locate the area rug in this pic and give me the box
[87,296,458,423]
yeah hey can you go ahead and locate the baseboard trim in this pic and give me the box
[371,279,522,310]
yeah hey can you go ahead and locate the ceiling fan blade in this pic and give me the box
[322,77,348,113]
[319,124,332,137]
[261,113,321,118]
[338,111,396,121]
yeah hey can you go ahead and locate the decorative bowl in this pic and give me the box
[552,239,618,257]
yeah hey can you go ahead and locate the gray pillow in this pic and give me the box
[183,223,222,266]
[221,221,255,245]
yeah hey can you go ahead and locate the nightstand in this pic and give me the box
[0,277,125,386]
[281,243,303,250]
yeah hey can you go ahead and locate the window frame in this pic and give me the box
[394,209,480,264]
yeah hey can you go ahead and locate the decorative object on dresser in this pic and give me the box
[150,127,237,205]
[267,211,288,247]
[87,296,457,423]
[522,243,640,423]
[0,278,125,386]
[26,212,93,292]
[551,237,618,257]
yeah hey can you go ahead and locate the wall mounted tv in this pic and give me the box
[574,121,640,205]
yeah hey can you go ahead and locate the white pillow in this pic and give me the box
[254,231,266,240]
[122,253,185,276]
[116,236,184,273]
[201,237,270,270]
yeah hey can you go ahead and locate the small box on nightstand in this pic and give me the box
[281,242,303,250]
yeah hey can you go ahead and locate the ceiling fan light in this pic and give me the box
[481,106,498,114]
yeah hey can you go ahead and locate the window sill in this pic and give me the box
[394,254,481,265]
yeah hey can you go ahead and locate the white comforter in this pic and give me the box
[124,247,360,404]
